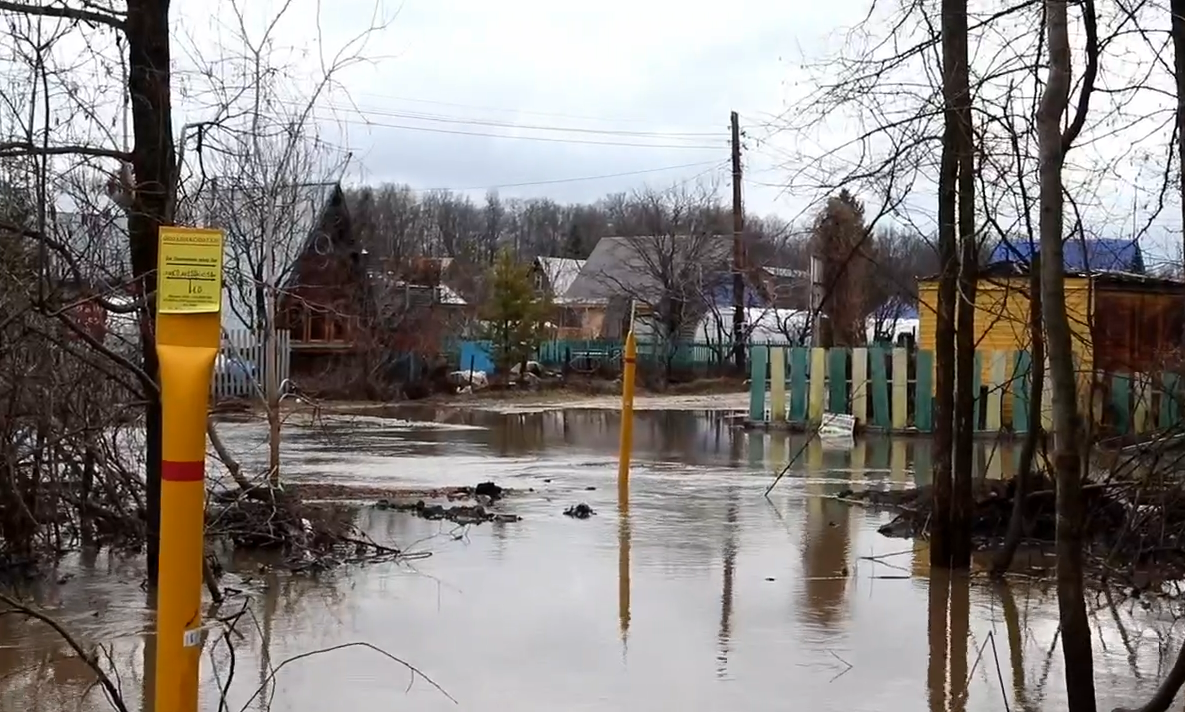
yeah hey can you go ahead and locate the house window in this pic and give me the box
[309,311,327,341]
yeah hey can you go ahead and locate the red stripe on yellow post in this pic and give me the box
[162,460,205,482]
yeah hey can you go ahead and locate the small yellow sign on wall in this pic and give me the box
[157,227,224,314]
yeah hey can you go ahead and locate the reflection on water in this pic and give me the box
[1,409,1179,711]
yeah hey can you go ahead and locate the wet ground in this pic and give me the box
[1,408,1179,711]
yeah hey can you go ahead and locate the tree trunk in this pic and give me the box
[992,255,1044,576]
[1038,0,1096,707]
[125,0,177,588]
[949,572,971,712]
[948,0,976,570]
[952,245,976,569]
[926,569,950,711]
[1109,3,1185,709]
[1176,0,1185,272]
[932,0,963,569]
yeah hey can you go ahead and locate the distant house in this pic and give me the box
[529,256,588,338]
[47,209,143,351]
[759,266,810,310]
[367,255,472,361]
[918,240,1185,423]
[564,234,768,343]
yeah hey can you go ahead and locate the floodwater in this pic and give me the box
[1,408,1179,711]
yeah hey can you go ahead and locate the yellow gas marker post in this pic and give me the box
[617,330,636,645]
[617,330,637,495]
[154,226,223,712]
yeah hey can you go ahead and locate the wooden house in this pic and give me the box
[917,240,1185,424]
[564,235,772,342]
[529,256,591,338]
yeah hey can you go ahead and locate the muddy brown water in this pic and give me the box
[1,408,1178,711]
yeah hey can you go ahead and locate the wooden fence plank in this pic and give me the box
[851,347,868,424]
[748,345,767,422]
[1162,372,1181,431]
[790,347,809,422]
[870,347,890,428]
[1111,373,1131,435]
[769,346,786,422]
[1133,373,1150,434]
[891,348,908,430]
[1012,351,1031,434]
[972,350,983,431]
[808,347,826,423]
[986,351,1006,431]
[828,348,848,414]
[915,350,934,432]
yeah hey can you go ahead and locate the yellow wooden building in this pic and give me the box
[917,263,1185,426]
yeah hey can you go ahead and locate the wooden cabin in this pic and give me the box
[273,184,370,386]
[918,264,1185,374]
[917,259,1185,427]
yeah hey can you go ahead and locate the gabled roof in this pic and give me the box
[564,234,732,305]
[991,238,1145,274]
[534,257,584,300]
[763,266,808,280]
[51,210,130,291]
[205,181,341,292]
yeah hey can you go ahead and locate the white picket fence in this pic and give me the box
[213,329,291,400]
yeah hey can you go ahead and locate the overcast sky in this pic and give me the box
[167,0,1182,263]
[174,0,860,221]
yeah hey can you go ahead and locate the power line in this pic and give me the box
[301,100,721,139]
[335,89,725,130]
[313,112,724,149]
[409,160,726,193]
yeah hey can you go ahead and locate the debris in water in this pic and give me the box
[564,503,595,519]
[384,500,521,525]
[585,486,596,491]
[475,481,504,501]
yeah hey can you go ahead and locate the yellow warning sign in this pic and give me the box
[157,227,224,314]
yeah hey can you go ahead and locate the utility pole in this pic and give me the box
[730,111,746,372]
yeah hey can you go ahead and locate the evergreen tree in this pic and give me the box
[481,250,552,374]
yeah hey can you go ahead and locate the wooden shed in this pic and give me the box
[918,263,1185,374]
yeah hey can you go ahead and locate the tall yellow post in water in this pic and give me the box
[618,330,637,493]
[154,226,223,712]
[617,329,635,647]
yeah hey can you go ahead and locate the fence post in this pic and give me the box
[748,345,768,423]
[986,351,1006,432]
[915,350,934,432]
[808,347,826,424]
[769,346,786,422]
[790,347,808,422]
[851,347,868,425]
[891,347,908,430]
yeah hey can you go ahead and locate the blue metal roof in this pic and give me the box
[991,238,1145,274]
[708,280,769,309]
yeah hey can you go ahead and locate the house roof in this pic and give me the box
[51,210,130,291]
[204,181,341,293]
[975,260,1185,290]
[763,266,808,280]
[535,257,585,300]
[991,238,1145,274]
[564,234,732,305]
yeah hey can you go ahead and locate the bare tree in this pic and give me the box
[178,0,387,486]
[567,184,729,384]
[1039,0,1099,704]
[0,0,176,585]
